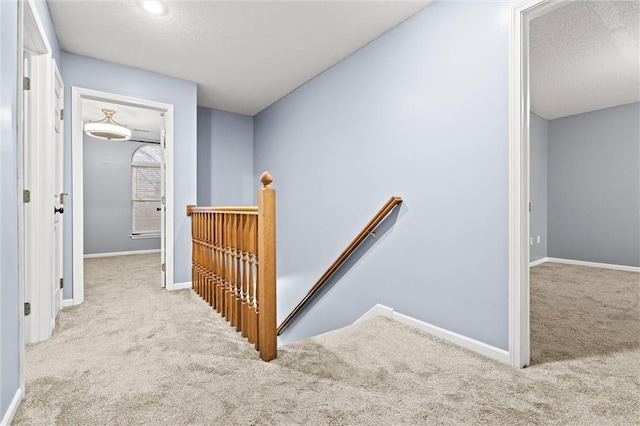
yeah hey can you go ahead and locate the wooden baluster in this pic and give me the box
[237,214,245,330]
[201,213,205,301]
[199,212,204,298]
[232,214,239,324]
[211,212,217,309]
[247,214,257,345]
[226,213,233,321]
[234,214,241,326]
[195,212,200,297]
[224,213,233,322]
[240,215,248,338]
[235,215,245,332]
[200,212,204,298]
[212,213,217,310]
[212,212,219,311]
[217,212,223,313]
[206,212,213,306]
[229,214,236,323]
[222,213,228,321]
[220,213,227,316]
[191,209,196,292]
[257,172,277,361]
[227,213,236,327]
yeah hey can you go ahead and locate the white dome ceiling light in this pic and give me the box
[84,109,132,141]
[140,1,168,16]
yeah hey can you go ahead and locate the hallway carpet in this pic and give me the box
[14,255,639,425]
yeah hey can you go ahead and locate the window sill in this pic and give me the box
[130,233,161,240]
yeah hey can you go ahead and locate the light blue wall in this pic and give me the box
[197,107,254,206]
[61,53,197,298]
[530,113,548,262]
[548,103,640,267]
[84,137,161,254]
[0,0,20,418]
[254,2,511,350]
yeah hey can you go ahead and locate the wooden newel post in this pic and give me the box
[257,171,277,361]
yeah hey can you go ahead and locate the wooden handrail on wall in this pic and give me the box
[277,196,402,336]
[186,171,277,361]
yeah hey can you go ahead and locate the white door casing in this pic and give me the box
[509,0,567,368]
[71,87,177,303]
[51,60,64,322]
[160,114,167,288]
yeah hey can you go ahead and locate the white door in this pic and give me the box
[22,49,55,343]
[160,114,167,287]
[51,60,64,320]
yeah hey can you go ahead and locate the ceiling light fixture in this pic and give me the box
[140,1,167,16]
[84,109,132,141]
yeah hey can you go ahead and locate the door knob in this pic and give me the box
[156,207,163,211]
[54,206,64,214]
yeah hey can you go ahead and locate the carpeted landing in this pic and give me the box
[14,254,639,425]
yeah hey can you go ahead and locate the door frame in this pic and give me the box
[70,87,176,306]
[51,59,64,320]
[17,0,54,396]
[508,0,566,368]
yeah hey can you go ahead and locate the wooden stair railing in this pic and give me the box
[186,171,277,361]
[277,196,402,335]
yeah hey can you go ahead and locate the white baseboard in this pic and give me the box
[84,249,161,258]
[530,257,639,272]
[169,281,192,291]
[357,304,510,365]
[529,257,548,267]
[62,299,74,308]
[1,388,23,426]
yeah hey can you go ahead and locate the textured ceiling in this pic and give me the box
[49,0,432,115]
[530,1,640,120]
[83,99,162,142]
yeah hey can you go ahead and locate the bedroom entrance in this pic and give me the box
[509,0,639,368]
[71,87,177,305]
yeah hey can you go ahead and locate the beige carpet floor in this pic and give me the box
[13,255,639,425]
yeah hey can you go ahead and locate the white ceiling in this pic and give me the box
[530,1,640,120]
[83,98,162,142]
[49,0,432,116]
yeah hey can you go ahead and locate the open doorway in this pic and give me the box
[509,0,639,368]
[81,99,165,293]
[71,87,176,306]
[527,1,639,365]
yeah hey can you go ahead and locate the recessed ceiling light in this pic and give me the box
[140,1,167,16]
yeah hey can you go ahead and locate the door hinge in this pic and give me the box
[24,302,31,316]
[23,189,31,203]
[60,109,64,120]
[60,278,64,289]
[161,263,166,272]
[23,77,30,90]
[529,202,531,212]
[161,196,166,205]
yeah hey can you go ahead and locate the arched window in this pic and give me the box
[131,144,162,237]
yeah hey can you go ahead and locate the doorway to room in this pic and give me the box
[71,87,177,306]
[509,0,639,368]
